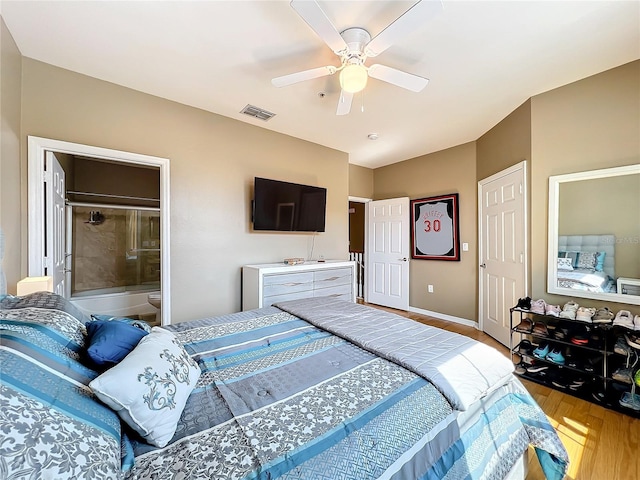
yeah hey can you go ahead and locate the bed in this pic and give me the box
[0,291,569,480]
[556,234,617,293]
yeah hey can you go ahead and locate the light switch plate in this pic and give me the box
[462,242,469,251]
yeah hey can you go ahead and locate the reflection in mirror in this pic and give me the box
[548,164,640,305]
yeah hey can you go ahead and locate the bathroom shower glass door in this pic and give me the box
[70,205,160,297]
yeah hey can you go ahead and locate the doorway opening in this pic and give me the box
[27,136,171,325]
[349,199,366,299]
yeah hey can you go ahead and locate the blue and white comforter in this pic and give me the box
[129,300,568,480]
[1,295,569,480]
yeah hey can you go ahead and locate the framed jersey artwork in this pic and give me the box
[411,193,460,261]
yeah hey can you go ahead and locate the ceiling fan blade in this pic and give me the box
[368,64,429,92]
[365,0,443,57]
[336,90,353,116]
[272,66,336,87]
[290,0,348,54]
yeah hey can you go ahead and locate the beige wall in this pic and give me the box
[19,59,349,322]
[0,17,22,294]
[374,142,478,321]
[476,100,531,182]
[348,164,374,199]
[531,60,639,315]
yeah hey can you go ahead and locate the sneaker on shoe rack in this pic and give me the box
[589,332,605,350]
[612,367,633,384]
[613,310,634,328]
[516,339,534,356]
[575,307,596,323]
[545,304,561,317]
[532,322,550,337]
[546,348,565,365]
[533,342,550,359]
[619,391,640,411]
[635,368,640,387]
[592,307,614,324]
[559,301,579,320]
[527,364,549,374]
[515,296,532,310]
[615,336,632,356]
[514,362,527,375]
[568,376,586,390]
[625,333,640,350]
[584,356,602,373]
[514,318,533,333]
[530,299,547,315]
[570,326,590,345]
[552,327,569,340]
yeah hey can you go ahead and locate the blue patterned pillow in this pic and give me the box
[85,321,148,369]
[90,314,152,333]
[89,328,201,448]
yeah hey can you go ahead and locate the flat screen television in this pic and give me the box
[253,177,326,232]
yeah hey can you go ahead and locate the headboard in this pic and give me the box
[557,234,615,278]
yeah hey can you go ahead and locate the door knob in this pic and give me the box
[480,263,486,268]
[399,257,408,262]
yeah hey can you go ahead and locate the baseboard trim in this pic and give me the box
[408,306,477,328]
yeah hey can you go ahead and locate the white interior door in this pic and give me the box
[479,162,527,347]
[45,151,67,296]
[366,197,410,310]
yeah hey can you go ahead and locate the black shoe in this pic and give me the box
[516,296,532,310]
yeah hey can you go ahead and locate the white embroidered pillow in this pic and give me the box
[89,327,200,447]
[557,257,574,271]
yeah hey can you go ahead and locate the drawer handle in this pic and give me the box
[321,277,339,282]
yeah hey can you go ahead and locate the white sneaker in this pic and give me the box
[559,301,579,320]
[575,307,595,322]
[634,315,640,331]
[614,310,634,329]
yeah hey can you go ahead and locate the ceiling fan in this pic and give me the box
[272,0,442,115]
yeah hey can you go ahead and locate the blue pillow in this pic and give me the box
[90,314,152,333]
[85,321,148,369]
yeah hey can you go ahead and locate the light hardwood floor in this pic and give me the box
[368,304,640,480]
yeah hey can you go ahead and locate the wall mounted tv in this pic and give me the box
[253,177,327,232]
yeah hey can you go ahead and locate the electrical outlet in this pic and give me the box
[428,284,434,293]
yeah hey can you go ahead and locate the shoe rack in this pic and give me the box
[510,307,640,418]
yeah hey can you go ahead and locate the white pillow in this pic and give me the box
[89,327,200,447]
[557,257,574,271]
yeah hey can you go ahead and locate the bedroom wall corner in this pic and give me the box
[373,142,478,322]
[349,163,374,199]
[530,59,640,315]
[0,16,22,295]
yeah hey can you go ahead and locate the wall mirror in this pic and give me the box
[548,164,640,305]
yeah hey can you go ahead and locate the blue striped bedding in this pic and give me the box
[132,304,568,479]
[1,295,568,479]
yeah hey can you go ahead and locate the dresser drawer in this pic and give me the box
[262,272,314,297]
[263,290,316,307]
[313,283,352,300]
[313,268,352,290]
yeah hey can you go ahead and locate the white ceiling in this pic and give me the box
[2,1,639,168]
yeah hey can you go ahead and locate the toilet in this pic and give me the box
[147,292,162,325]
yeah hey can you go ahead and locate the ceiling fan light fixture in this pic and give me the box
[340,64,368,93]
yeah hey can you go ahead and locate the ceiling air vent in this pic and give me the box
[240,104,276,121]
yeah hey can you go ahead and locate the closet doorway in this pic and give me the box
[27,136,171,325]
